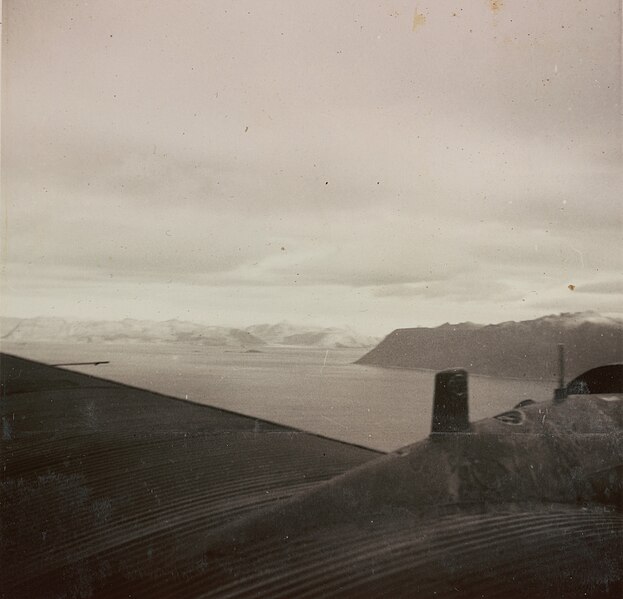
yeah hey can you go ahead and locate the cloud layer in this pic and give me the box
[2,0,621,334]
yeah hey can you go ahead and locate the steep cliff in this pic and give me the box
[356,312,623,380]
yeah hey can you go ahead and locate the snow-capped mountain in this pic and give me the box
[0,317,265,347]
[246,322,378,348]
[0,317,378,349]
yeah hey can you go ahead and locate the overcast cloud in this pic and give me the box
[2,0,621,335]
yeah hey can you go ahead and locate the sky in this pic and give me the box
[1,0,621,335]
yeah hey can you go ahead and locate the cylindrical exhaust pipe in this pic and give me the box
[431,368,470,434]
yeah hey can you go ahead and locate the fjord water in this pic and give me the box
[2,342,554,451]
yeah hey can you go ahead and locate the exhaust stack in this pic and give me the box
[431,369,470,434]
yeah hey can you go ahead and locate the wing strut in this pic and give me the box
[554,343,568,402]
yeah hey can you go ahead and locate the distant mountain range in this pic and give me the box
[245,322,378,348]
[0,317,378,349]
[356,312,623,380]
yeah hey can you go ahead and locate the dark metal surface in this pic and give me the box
[431,368,469,433]
[1,353,621,598]
[0,353,379,598]
[567,363,623,395]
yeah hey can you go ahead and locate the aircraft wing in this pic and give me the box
[1,353,621,598]
[1,353,379,598]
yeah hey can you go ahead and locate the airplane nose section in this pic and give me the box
[431,368,470,434]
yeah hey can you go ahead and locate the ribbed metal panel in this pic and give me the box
[1,354,379,598]
[2,353,621,598]
[199,508,622,598]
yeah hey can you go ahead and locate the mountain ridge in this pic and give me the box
[0,317,378,349]
[356,312,623,380]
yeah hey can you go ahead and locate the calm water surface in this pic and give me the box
[2,342,554,451]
